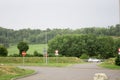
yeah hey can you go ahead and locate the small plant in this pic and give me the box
[9,54,21,57]
[80,53,89,59]
[34,51,43,57]
[0,45,8,56]
[115,55,120,66]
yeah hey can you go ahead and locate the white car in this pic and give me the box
[88,58,101,63]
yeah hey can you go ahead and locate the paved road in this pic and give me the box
[17,63,120,80]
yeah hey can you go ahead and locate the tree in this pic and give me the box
[96,37,115,59]
[115,55,120,66]
[17,42,29,55]
[114,38,120,56]
[80,53,89,59]
[0,45,8,56]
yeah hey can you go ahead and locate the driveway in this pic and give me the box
[16,63,120,80]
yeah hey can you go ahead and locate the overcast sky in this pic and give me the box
[0,0,119,30]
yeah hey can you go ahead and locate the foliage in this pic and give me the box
[80,53,89,59]
[0,24,120,44]
[104,58,115,64]
[0,45,8,56]
[100,58,120,69]
[96,36,115,59]
[48,34,116,59]
[17,42,29,55]
[114,38,120,56]
[115,55,120,66]
[33,51,43,57]
[0,57,82,63]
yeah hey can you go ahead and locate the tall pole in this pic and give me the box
[118,0,120,24]
[45,30,48,64]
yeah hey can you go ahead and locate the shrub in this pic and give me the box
[34,51,43,57]
[80,53,89,59]
[0,45,8,56]
[104,58,115,64]
[0,57,83,63]
[9,54,21,57]
[115,55,120,66]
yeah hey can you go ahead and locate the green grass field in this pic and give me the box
[99,63,120,69]
[0,66,34,80]
[99,58,120,69]
[8,44,47,55]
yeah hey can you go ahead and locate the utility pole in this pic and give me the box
[45,30,48,64]
[118,0,120,24]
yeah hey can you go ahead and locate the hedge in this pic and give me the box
[0,57,83,63]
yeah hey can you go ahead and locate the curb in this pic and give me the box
[11,70,38,80]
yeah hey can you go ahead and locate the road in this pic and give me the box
[16,63,120,80]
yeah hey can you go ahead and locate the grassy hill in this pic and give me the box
[8,44,46,55]
[0,66,34,80]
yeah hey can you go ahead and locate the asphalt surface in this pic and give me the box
[17,63,120,80]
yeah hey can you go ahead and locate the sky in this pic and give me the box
[0,0,119,30]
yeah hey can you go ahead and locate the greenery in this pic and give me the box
[0,66,34,80]
[0,24,120,58]
[17,41,29,55]
[0,24,120,45]
[48,34,117,59]
[0,57,82,63]
[100,63,120,69]
[80,53,89,59]
[8,44,45,56]
[0,45,8,56]
[100,58,120,69]
[3,63,72,67]
[115,55,120,66]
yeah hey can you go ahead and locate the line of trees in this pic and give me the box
[0,24,120,46]
[48,34,120,59]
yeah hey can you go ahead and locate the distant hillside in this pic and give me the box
[0,24,120,46]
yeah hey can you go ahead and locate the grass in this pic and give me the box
[8,44,46,55]
[0,57,82,63]
[0,57,80,80]
[0,66,35,80]
[3,63,73,67]
[99,58,120,69]
[99,62,120,69]
[0,57,83,67]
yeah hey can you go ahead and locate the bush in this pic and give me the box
[0,57,83,63]
[104,58,115,64]
[34,51,43,57]
[0,45,8,56]
[9,54,21,57]
[80,53,89,59]
[115,55,120,66]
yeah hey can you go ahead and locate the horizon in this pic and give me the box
[0,24,117,30]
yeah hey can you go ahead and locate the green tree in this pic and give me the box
[17,42,29,55]
[96,37,115,59]
[0,45,8,56]
[80,53,89,59]
[114,38,120,56]
[115,55,120,66]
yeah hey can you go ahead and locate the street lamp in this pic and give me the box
[118,0,120,24]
